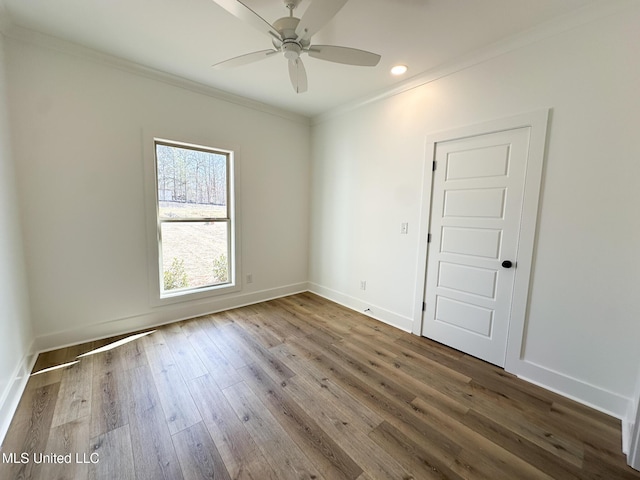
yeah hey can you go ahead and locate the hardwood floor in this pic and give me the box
[1,292,639,479]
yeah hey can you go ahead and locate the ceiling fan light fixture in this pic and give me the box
[391,64,408,76]
[282,41,302,60]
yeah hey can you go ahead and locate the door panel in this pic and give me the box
[440,227,502,259]
[435,297,493,336]
[444,188,506,218]
[445,144,510,180]
[437,262,497,298]
[422,127,530,367]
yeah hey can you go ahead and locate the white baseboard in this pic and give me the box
[0,346,36,447]
[308,282,414,333]
[510,358,631,421]
[34,282,309,353]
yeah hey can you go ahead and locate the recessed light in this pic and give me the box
[391,65,408,76]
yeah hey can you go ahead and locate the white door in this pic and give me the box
[422,127,531,367]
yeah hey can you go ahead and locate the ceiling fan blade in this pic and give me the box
[211,0,281,40]
[295,0,348,42]
[212,49,278,69]
[307,45,381,66]
[288,57,308,94]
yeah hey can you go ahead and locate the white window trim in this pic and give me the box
[142,130,241,307]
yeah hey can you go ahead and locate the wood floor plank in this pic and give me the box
[39,419,91,480]
[222,322,295,383]
[339,327,402,364]
[270,342,384,432]
[262,298,340,342]
[200,317,252,370]
[89,424,135,480]
[336,337,473,411]
[386,348,586,468]
[202,311,235,327]
[378,341,473,387]
[460,409,585,480]
[393,335,466,370]
[162,323,208,381]
[454,356,555,414]
[286,339,482,469]
[172,422,231,480]
[273,296,348,342]
[547,400,623,449]
[51,355,93,428]
[180,319,243,390]
[368,420,465,480]
[238,362,363,480]
[582,444,640,480]
[315,339,418,405]
[275,370,414,480]
[254,301,306,342]
[90,350,129,438]
[226,309,284,348]
[407,397,556,480]
[142,331,202,435]
[222,381,325,480]
[416,384,586,467]
[285,339,464,468]
[187,373,279,480]
[118,335,149,370]
[4,292,639,480]
[124,365,185,480]
[0,382,59,480]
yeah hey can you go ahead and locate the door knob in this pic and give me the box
[501,260,513,268]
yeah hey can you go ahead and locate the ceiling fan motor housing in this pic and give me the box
[273,16,301,40]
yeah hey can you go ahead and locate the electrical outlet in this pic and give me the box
[246,273,253,284]
[360,280,367,290]
[400,222,409,234]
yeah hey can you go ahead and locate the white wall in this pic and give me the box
[2,0,639,459]
[309,4,640,420]
[5,37,311,350]
[0,33,34,443]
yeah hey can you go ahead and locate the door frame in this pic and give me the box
[412,109,550,375]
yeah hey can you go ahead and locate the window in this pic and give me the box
[154,139,236,298]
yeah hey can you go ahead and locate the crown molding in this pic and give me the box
[0,22,310,125]
[311,0,639,125]
[1,0,636,127]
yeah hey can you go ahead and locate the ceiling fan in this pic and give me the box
[211,0,381,93]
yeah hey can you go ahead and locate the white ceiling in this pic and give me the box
[1,0,601,117]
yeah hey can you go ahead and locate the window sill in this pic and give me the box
[151,280,242,307]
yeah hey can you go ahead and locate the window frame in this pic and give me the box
[143,133,241,306]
